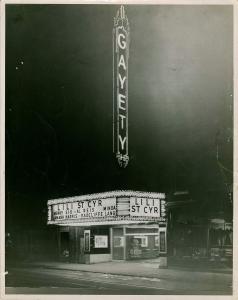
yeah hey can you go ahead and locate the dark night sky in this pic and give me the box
[5,5,233,228]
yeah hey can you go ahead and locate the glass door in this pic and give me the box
[112,228,125,260]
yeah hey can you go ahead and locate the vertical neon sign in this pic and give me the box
[113,6,129,168]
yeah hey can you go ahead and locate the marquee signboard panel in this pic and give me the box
[129,197,165,217]
[47,191,166,225]
[51,198,117,221]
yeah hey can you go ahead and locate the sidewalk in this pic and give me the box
[16,258,232,280]
[8,259,232,293]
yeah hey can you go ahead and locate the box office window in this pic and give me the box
[134,236,148,247]
[126,235,159,260]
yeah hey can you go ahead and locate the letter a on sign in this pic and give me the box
[113,6,130,168]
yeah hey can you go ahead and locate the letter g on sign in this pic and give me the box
[118,33,126,49]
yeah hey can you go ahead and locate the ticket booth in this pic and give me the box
[111,224,166,260]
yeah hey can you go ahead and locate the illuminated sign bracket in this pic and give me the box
[113,6,130,168]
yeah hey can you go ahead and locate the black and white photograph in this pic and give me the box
[0,1,236,297]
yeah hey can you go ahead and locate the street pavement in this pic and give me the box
[5,267,172,295]
[4,259,232,295]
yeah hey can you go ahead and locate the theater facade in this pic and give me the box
[47,191,167,264]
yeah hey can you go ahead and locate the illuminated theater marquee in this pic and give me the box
[47,191,166,225]
[52,198,117,221]
[113,6,129,168]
